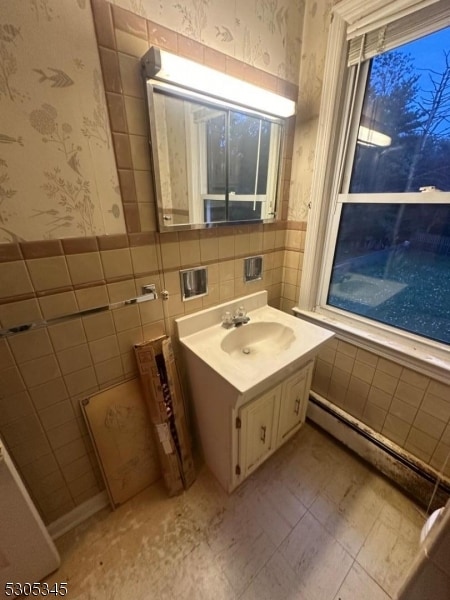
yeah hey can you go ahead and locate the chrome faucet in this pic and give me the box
[221,306,250,328]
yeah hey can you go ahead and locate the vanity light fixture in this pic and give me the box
[141,46,296,119]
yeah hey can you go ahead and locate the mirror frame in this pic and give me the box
[142,55,290,232]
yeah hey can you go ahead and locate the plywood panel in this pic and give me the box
[81,378,160,508]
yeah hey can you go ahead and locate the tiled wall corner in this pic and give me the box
[312,337,450,481]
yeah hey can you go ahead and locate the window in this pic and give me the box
[202,108,281,222]
[300,1,450,373]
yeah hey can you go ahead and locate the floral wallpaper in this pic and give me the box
[289,0,336,222]
[0,0,125,242]
[0,0,314,243]
[112,0,305,83]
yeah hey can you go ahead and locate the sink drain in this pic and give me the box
[242,347,251,354]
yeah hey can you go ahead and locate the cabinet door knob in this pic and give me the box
[260,425,266,443]
[294,397,301,415]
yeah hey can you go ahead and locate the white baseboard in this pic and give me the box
[47,491,109,540]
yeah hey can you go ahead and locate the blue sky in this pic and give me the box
[400,26,450,94]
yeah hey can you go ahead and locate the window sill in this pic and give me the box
[292,306,450,384]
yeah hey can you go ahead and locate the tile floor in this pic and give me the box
[45,423,427,600]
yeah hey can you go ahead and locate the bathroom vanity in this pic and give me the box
[176,291,334,492]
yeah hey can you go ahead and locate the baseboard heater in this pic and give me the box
[307,392,450,511]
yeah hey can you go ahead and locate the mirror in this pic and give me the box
[145,83,285,231]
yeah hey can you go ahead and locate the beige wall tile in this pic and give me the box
[141,320,165,342]
[377,358,402,378]
[382,414,410,446]
[362,403,386,432]
[334,352,354,373]
[83,311,115,341]
[107,279,137,303]
[89,335,120,363]
[117,327,143,355]
[10,433,51,467]
[118,53,143,98]
[389,397,418,425]
[356,348,378,367]
[202,283,220,307]
[179,239,201,267]
[330,366,351,389]
[26,257,71,292]
[39,291,78,320]
[200,235,219,262]
[405,427,437,462]
[67,470,99,497]
[57,345,93,375]
[235,232,250,256]
[29,377,69,411]
[263,230,276,251]
[337,340,358,358]
[413,410,446,441]
[46,418,83,451]
[1,413,44,448]
[0,339,14,370]
[219,260,235,282]
[160,238,181,270]
[31,470,67,501]
[352,361,375,384]
[367,386,392,411]
[94,356,124,386]
[134,169,154,204]
[8,328,53,363]
[55,437,89,467]
[115,29,149,57]
[130,245,158,274]
[283,250,300,270]
[75,285,109,311]
[66,253,104,285]
[112,304,141,332]
[421,393,450,423]
[100,248,133,279]
[372,371,399,396]
[0,391,34,426]
[124,95,146,135]
[0,261,34,298]
[139,201,156,231]
[318,345,336,365]
[430,442,450,477]
[328,380,347,407]
[64,366,98,398]
[129,134,151,171]
[219,280,234,301]
[20,454,59,487]
[19,356,61,389]
[0,298,42,328]
[138,299,164,324]
[48,319,86,351]
[400,368,429,390]
[427,380,450,401]
[395,381,425,408]
[312,359,332,397]
[283,266,298,287]
[441,424,450,446]
[39,400,76,431]
[62,454,95,483]
[218,234,235,260]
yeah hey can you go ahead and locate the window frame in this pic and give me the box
[296,1,450,382]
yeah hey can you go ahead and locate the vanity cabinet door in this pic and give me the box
[277,362,313,446]
[239,386,281,477]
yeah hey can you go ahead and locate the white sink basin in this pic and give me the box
[221,321,295,357]
[176,291,334,395]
